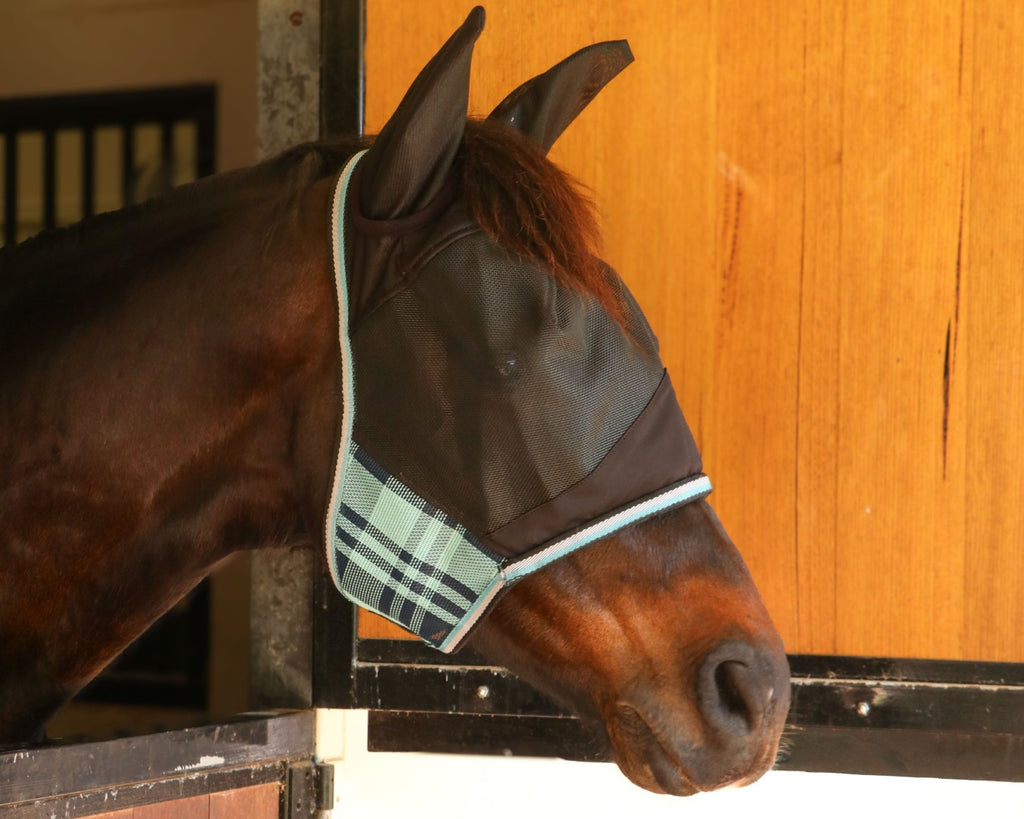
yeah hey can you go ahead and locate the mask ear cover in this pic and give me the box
[489,39,633,153]
[357,4,634,219]
[357,6,484,220]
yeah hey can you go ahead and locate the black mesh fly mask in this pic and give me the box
[323,9,711,651]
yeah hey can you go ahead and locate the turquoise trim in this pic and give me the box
[324,150,369,590]
[435,474,712,652]
[436,571,506,653]
[504,475,713,583]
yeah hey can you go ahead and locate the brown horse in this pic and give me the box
[0,7,788,795]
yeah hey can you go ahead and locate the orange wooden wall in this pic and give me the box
[358,1,1024,663]
[98,784,278,818]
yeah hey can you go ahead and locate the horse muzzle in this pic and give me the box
[606,639,791,795]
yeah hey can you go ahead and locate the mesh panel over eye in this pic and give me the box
[351,230,665,536]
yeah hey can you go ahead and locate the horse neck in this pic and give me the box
[0,166,340,741]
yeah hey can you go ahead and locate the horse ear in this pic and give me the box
[488,41,633,153]
[358,6,485,220]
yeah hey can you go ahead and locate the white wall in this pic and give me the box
[317,710,1023,818]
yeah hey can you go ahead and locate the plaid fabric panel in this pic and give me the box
[331,444,504,646]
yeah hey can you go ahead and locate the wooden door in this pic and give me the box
[359,1,1024,663]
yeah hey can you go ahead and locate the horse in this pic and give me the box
[0,7,789,796]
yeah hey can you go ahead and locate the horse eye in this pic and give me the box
[497,357,518,377]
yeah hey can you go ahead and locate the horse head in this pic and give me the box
[330,6,790,795]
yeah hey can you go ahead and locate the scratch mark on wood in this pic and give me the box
[954,167,965,357]
[943,321,952,479]
[717,153,744,330]
[944,164,966,481]
[957,0,967,98]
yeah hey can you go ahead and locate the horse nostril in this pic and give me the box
[712,660,762,733]
[698,641,778,740]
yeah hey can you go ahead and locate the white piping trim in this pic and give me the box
[506,475,713,582]
[324,150,369,588]
[436,474,713,653]
[436,570,505,653]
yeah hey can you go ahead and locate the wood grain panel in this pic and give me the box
[90,784,280,818]
[134,794,209,819]
[964,2,1024,661]
[795,0,845,654]
[209,783,280,819]
[705,0,804,648]
[832,3,967,658]
[360,0,1024,662]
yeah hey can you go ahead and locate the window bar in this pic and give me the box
[161,119,174,188]
[3,131,16,247]
[196,109,215,178]
[43,128,56,231]
[82,125,95,219]
[121,122,134,207]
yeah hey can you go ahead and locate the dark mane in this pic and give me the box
[461,118,624,324]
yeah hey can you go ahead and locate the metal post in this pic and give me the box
[251,0,323,710]
[251,0,365,712]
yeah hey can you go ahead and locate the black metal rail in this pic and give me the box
[345,640,1024,782]
[0,712,315,818]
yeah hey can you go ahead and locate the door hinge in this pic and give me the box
[286,760,335,816]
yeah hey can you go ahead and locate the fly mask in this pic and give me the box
[324,7,710,652]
